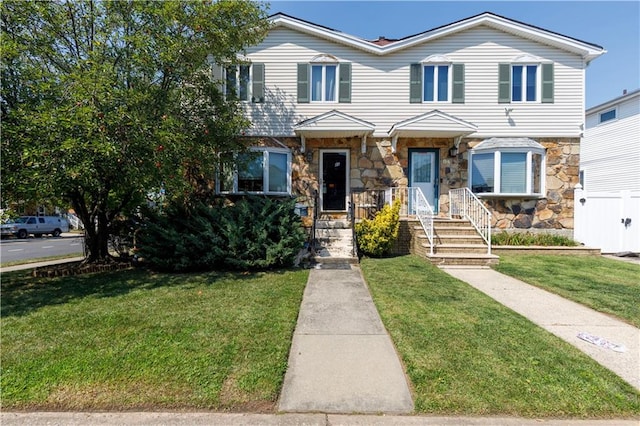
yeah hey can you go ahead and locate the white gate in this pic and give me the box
[574,189,640,253]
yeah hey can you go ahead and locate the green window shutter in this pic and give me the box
[252,63,265,103]
[297,63,309,103]
[226,65,237,99]
[410,63,422,103]
[541,63,554,103]
[498,63,511,103]
[338,63,351,103]
[452,63,465,104]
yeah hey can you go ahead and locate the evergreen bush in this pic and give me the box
[355,200,401,257]
[138,196,305,272]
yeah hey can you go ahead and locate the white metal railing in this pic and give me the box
[388,187,435,255]
[67,213,84,230]
[449,188,492,254]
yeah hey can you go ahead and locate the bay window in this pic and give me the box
[469,138,545,196]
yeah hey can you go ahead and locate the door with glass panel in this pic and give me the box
[409,149,438,212]
[320,150,349,211]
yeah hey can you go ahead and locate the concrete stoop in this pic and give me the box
[422,219,499,267]
[313,219,357,264]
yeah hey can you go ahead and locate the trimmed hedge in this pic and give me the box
[138,196,306,272]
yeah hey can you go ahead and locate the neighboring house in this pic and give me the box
[575,89,640,253]
[215,12,605,236]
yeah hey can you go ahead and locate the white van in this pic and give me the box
[0,216,70,238]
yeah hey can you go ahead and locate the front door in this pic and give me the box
[321,150,349,211]
[409,149,438,211]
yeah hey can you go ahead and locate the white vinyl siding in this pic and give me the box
[582,93,640,192]
[242,26,586,138]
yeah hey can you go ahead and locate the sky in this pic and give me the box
[266,1,640,109]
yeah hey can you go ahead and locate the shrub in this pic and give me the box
[355,200,401,257]
[138,196,305,272]
[491,231,578,247]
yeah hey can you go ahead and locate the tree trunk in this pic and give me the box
[71,195,112,263]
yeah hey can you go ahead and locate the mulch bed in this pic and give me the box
[33,260,134,278]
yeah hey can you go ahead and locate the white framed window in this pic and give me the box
[423,64,450,102]
[218,147,291,195]
[311,64,337,102]
[511,64,538,102]
[469,141,545,197]
[499,62,553,104]
[224,63,265,103]
[599,108,617,123]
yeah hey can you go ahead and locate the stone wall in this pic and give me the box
[268,136,579,233]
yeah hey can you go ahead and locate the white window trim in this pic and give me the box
[310,63,338,103]
[511,64,540,103]
[422,63,451,103]
[468,147,546,197]
[224,64,253,102]
[217,147,292,195]
[598,107,618,124]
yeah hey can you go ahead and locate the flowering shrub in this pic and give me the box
[355,200,401,257]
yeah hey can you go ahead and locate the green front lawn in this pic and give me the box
[495,255,640,328]
[361,255,640,417]
[1,268,308,410]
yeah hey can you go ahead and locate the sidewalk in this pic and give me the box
[0,256,84,273]
[278,264,414,413]
[443,267,640,391]
[1,412,638,425]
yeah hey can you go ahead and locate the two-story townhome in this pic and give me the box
[575,89,640,253]
[214,12,605,245]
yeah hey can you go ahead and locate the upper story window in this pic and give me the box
[499,58,554,104]
[469,138,545,197]
[511,65,537,102]
[311,64,337,102]
[218,147,291,195]
[224,63,265,103]
[298,54,351,104]
[599,108,617,123]
[410,56,464,104]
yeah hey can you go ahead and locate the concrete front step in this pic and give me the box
[428,253,500,267]
[316,228,352,238]
[432,244,489,255]
[435,236,485,245]
[316,219,350,229]
[433,227,479,236]
[433,219,473,228]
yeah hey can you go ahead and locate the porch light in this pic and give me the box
[448,146,458,157]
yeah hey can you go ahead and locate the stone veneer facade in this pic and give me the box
[257,136,580,235]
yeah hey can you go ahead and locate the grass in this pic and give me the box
[360,255,640,417]
[1,267,308,411]
[495,254,640,328]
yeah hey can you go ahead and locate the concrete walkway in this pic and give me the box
[278,264,414,414]
[443,267,640,391]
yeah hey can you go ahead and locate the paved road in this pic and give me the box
[0,233,83,263]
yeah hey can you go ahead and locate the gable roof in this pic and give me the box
[389,110,478,138]
[294,110,375,138]
[268,12,605,62]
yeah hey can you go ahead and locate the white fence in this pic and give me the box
[574,189,640,253]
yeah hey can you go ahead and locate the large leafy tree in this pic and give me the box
[1,0,269,262]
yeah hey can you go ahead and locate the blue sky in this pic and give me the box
[266,1,640,109]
